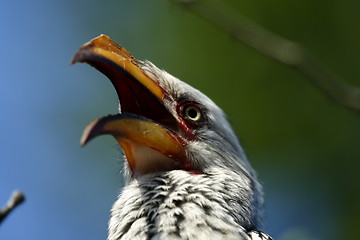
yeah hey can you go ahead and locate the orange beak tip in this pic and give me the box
[80,118,101,147]
[79,134,88,147]
[71,46,91,65]
[70,54,80,65]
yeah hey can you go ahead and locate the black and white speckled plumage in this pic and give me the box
[110,169,256,240]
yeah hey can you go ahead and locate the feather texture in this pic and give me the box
[109,168,264,240]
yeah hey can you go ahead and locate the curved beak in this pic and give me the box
[72,35,189,176]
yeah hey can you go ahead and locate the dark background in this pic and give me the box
[1,0,359,239]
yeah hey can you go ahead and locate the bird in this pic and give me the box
[72,34,273,240]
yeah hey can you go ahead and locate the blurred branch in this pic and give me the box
[173,0,360,112]
[0,191,25,224]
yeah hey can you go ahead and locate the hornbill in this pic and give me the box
[72,35,273,240]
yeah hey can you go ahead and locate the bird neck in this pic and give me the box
[108,168,263,240]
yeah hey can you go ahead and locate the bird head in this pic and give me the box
[72,35,255,182]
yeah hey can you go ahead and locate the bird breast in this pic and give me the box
[108,169,255,240]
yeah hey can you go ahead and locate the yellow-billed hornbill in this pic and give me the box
[72,35,273,240]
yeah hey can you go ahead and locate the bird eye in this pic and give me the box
[184,105,201,121]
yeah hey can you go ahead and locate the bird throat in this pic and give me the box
[116,139,180,177]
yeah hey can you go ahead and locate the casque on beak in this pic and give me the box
[72,35,189,176]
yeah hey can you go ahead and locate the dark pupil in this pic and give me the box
[187,108,198,119]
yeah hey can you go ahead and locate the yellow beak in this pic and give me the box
[72,35,189,176]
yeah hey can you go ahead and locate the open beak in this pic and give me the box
[72,35,189,176]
